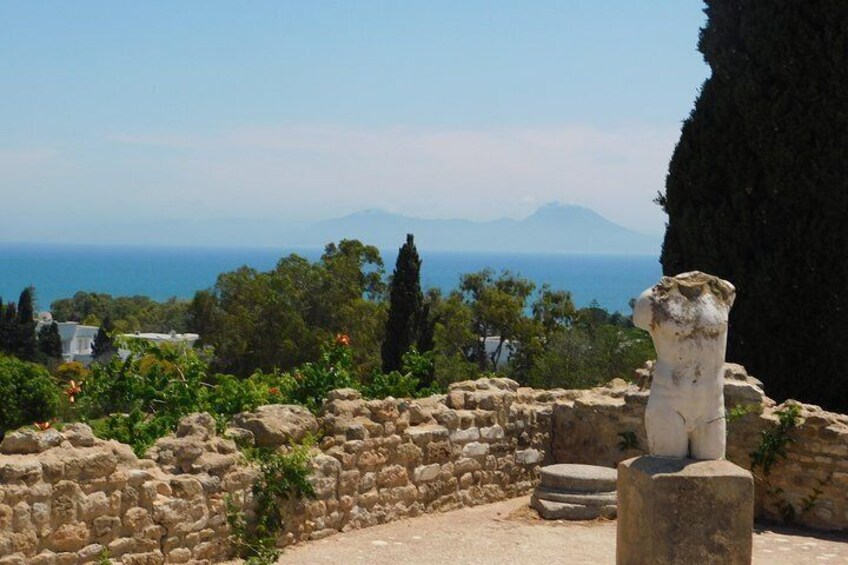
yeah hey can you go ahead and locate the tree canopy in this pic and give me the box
[658,0,848,411]
[381,234,425,373]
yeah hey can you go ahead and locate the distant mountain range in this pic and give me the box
[297,203,661,255]
[20,203,661,254]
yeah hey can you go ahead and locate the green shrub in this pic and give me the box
[363,371,419,399]
[0,355,62,436]
[285,337,357,411]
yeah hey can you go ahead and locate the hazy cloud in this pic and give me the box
[2,123,677,240]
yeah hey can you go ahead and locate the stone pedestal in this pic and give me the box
[530,464,617,520]
[616,456,753,565]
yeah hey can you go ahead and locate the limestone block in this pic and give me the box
[480,425,505,441]
[617,456,753,565]
[413,464,441,483]
[0,429,62,454]
[449,427,480,444]
[231,404,319,448]
[515,449,543,465]
[461,442,489,458]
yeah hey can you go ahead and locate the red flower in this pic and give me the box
[65,380,82,404]
[335,333,350,347]
[268,387,280,396]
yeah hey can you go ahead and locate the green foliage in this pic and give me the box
[750,404,801,476]
[189,240,386,377]
[726,403,762,422]
[79,339,215,455]
[285,338,358,412]
[460,269,535,373]
[50,291,189,334]
[527,324,654,390]
[227,443,316,564]
[91,315,115,360]
[37,321,63,362]
[382,234,425,373]
[0,355,62,436]
[658,1,848,411]
[12,287,37,361]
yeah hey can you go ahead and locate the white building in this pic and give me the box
[37,314,98,363]
[119,331,199,347]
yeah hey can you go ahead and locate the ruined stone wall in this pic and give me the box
[3,368,848,564]
[0,378,556,564]
[552,364,848,531]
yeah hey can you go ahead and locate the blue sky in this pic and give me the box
[0,1,707,241]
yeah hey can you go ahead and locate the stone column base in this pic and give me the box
[616,456,753,565]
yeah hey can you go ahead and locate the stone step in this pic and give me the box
[539,464,617,493]
[530,494,617,520]
[533,486,617,506]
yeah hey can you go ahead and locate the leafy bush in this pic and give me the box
[78,339,214,455]
[363,371,420,399]
[228,443,316,564]
[284,336,357,411]
[0,355,62,436]
[363,348,441,399]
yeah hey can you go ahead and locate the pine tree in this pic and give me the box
[381,234,424,373]
[14,288,37,361]
[658,1,848,410]
[37,321,63,362]
[91,315,115,360]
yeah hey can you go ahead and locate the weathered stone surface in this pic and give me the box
[533,487,616,506]
[327,388,361,402]
[540,464,616,493]
[617,456,753,565]
[530,495,616,520]
[0,429,62,455]
[231,404,319,448]
[633,272,735,460]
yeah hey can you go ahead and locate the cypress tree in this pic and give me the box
[381,234,424,373]
[0,300,5,353]
[1,301,17,354]
[14,288,37,361]
[658,1,848,410]
[91,315,115,360]
[37,321,63,362]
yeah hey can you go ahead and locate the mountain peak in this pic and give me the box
[299,203,660,254]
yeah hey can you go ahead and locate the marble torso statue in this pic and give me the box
[633,271,736,460]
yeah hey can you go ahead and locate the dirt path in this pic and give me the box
[280,498,848,564]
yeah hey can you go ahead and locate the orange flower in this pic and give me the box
[34,421,52,431]
[268,387,280,396]
[335,333,350,347]
[65,380,82,404]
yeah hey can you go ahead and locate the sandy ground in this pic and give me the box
[279,498,848,564]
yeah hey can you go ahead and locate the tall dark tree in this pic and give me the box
[37,322,63,362]
[91,315,115,360]
[1,301,16,354]
[658,1,848,410]
[381,234,424,373]
[13,288,37,361]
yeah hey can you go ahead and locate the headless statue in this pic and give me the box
[633,271,736,460]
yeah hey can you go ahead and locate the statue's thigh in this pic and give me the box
[645,403,688,458]
[690,415,726,460]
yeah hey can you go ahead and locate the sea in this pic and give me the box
[0,243,661,315]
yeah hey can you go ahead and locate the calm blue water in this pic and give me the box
[0,243,660,314]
